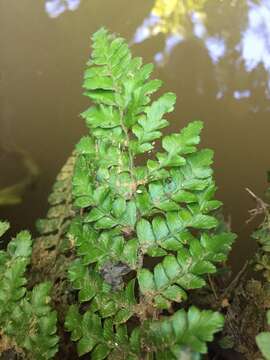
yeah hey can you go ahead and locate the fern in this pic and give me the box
[0,220,59,359]
[63,28,236,359]
[249,184,270,359]
[65,305,223,359]
[252,212,270,282]
[36,153,75,241]
[31,154,76,320]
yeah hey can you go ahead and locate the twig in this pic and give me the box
[246,187,269,223]
[222,260,249,298]
[208,275,218,300]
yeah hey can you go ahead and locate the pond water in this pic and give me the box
[1,0,270,271]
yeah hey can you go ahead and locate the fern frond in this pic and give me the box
[65,28,236,358]
[31,154,76,320]
[0,224,58,359]
[36,154,75,238]
[142,306,224,356]
[0,230,32,321]
[66,305,222,359]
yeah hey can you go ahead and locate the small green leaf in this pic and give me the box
[65,305,83,341]
[7,230,32,258]
[154,263,170,289]
[84,76,114,91]
[121,200,137,227]
[152,216,169,242]
[147,246,167,257]
[85,208,104,222]
[103,319,114,341]
[91,343,111,360]
[138,269,156,294]
[112,198,126,218]
[79,285,96,302]
[31,282,52,316]
[99,301,118,318]
[256,333,270,359]
[76,136,95,155]
[85,90,116,106]
[154,295,171,309]
[123,239,138,269]
[95,217,118,229]
[83,105,120,129]
[77,337,97,356]
[162,121,203,156]
[172,190,197,203]
[162,285,187,303]
[137,218,155,251]
[186,306,224,353]
[130,327,141,354]
[191,214,218,229]
[114,308,133,324]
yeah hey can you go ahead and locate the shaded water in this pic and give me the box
[1,0,270,271]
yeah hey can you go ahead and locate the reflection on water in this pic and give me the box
[133,0,208,64]
[241,0,270,82]
[233,90,251,99]
[45,0,81,18]
[133,0,270,105]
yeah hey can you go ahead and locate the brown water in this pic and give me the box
[1,0,270,271]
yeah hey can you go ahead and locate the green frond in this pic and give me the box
[65,305,222,359]
[143,306,224,356]
[36,154,75,236]
[0,231,32,320]
[0,228,59,359]
[31,154,76,306]
[65,28,236,358]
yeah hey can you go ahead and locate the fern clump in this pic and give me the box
[250,186,270,359]
[0,221,58,359]
[62,28,236,359]
[252,212,270,282]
